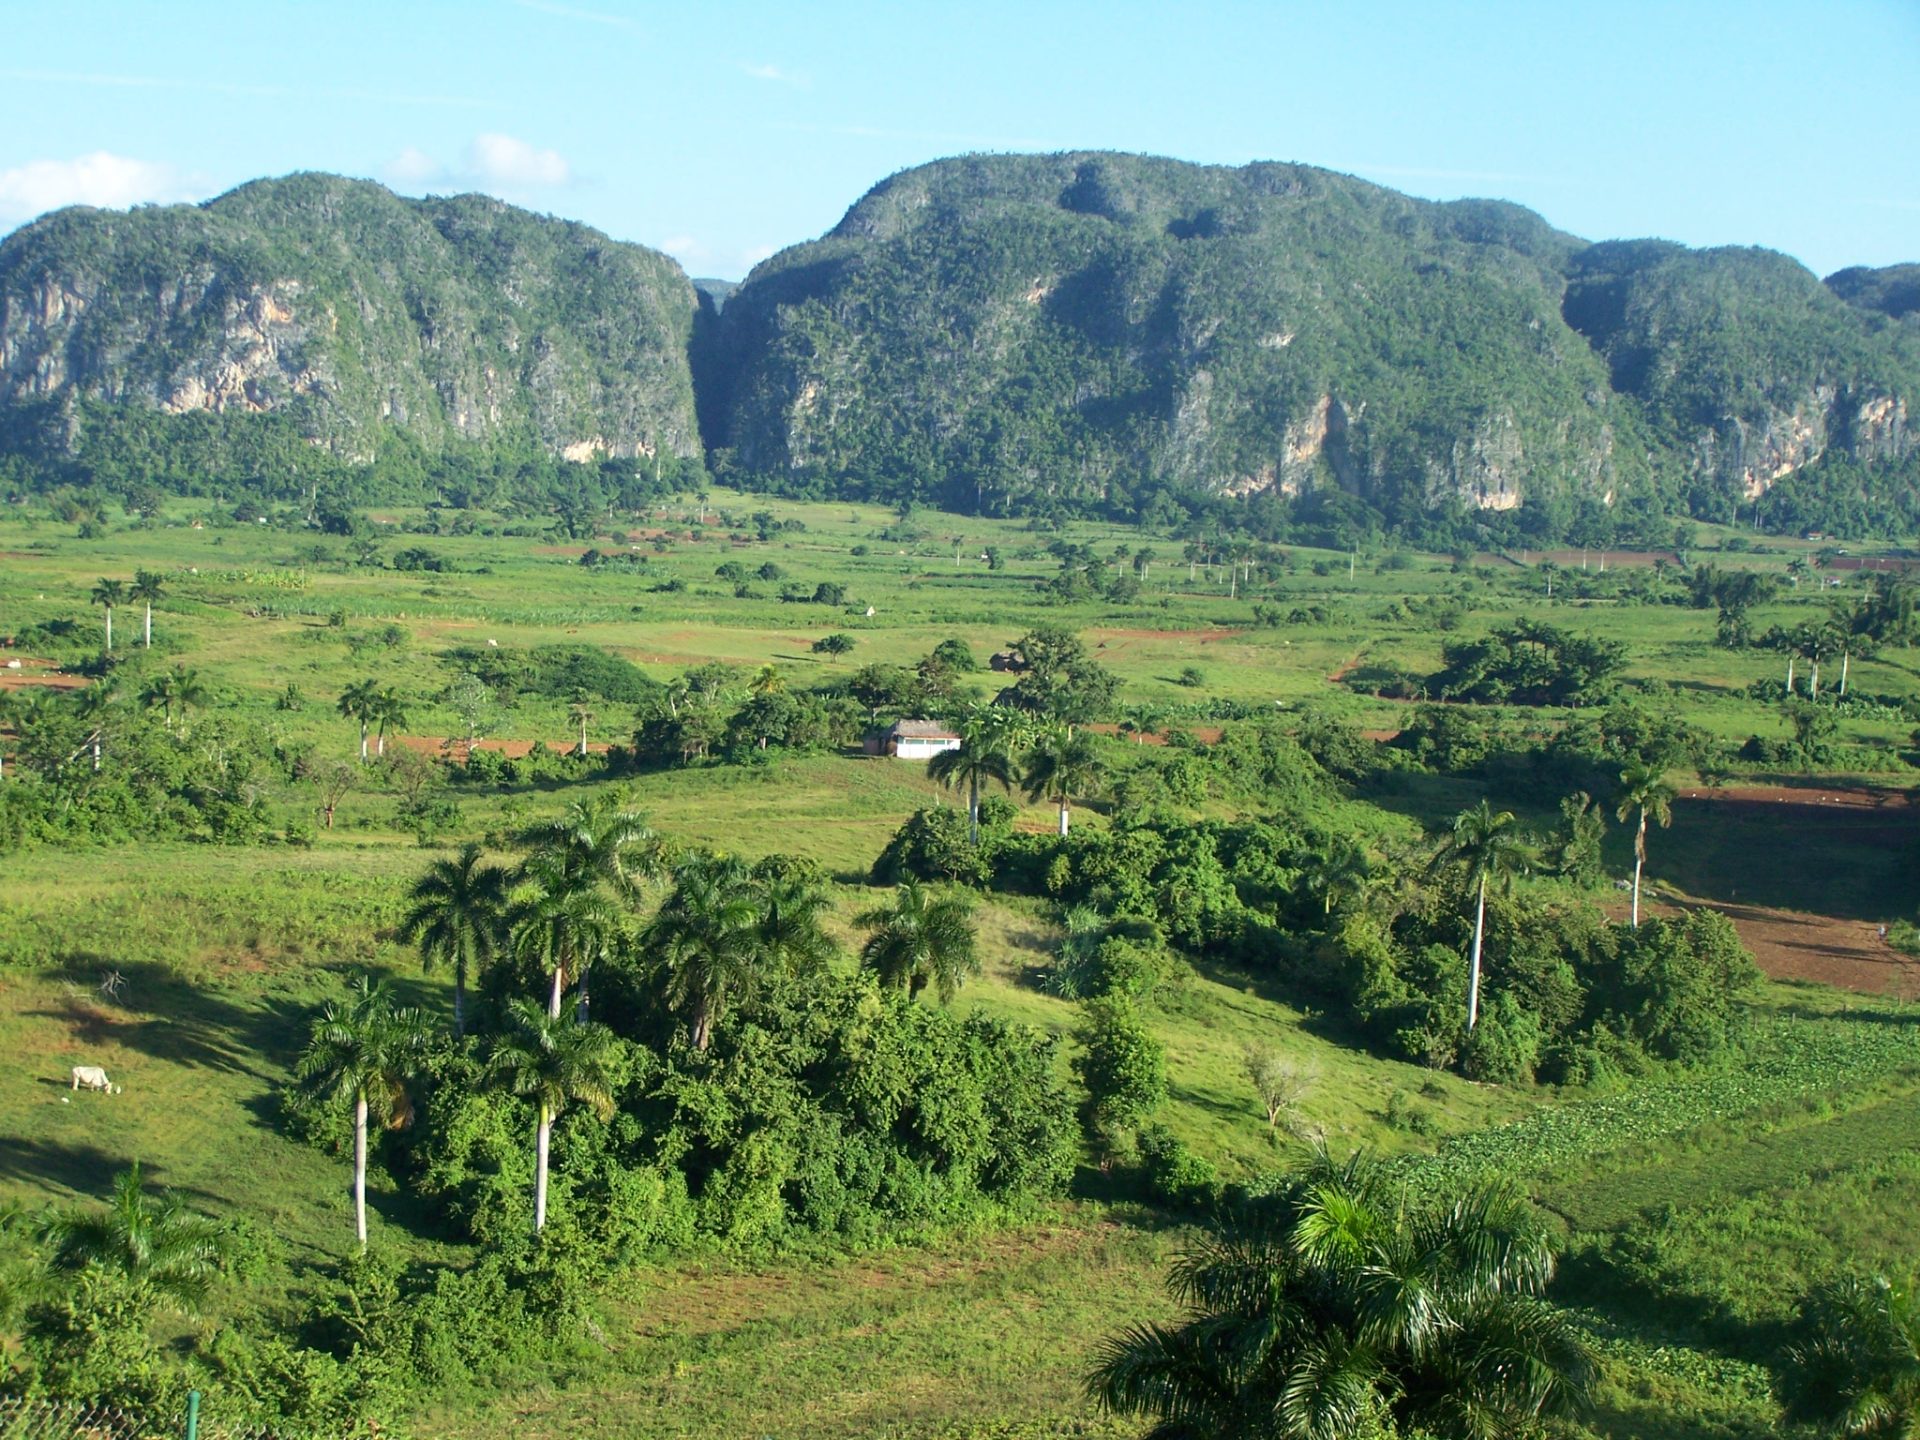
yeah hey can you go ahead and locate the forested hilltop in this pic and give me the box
[707,153,1919,538]
[0,173,702,483]
[2,154,1917,541]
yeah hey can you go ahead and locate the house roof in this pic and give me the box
[890,719,960,740]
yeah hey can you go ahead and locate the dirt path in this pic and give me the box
[0,657,87,691]
[1327,647,1368,684]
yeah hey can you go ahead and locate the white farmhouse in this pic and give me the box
[883,719,962,760]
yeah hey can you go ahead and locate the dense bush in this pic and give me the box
[406,972,1076,1257]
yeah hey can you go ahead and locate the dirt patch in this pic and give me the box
[1327,649,1367,684]
[1084,723,1223,746]
[1679,784,1913,810]
[1511,548,1682,569]
[0,657,87,691]
[1628,895,1920,999]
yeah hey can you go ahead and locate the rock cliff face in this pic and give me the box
[0,174,701,462]
[706,153,1918,521]
[1561,240,1920,507]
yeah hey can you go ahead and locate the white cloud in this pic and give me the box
[740,61,808,87]
[467,133,571,188]
[741,243,778,267]
[382,134,574,195]
[384,147,441,185]
[0,151,202,229]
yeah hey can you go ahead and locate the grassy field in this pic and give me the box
[5,489,1920,1436]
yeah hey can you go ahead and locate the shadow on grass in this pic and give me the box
[1555,1243,1792,1371]
[0,1136,129,1198]
[32,959,443,1086]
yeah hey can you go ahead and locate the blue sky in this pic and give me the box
[1,0,1914,280]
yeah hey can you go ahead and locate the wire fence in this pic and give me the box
[0,1396,382,1440]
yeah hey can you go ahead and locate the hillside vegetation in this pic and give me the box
[706,152,1920,533]
[0,173,701,466]
[1,155,1915,544]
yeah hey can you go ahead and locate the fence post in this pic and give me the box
[184,1390,201,1440]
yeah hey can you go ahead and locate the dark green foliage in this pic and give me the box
[1779,1271,1920,1435]
[0,694,283,851]
[1074,997,1167,1147]
[1323,889,1760,1080]
[446,642,662,705]
[1553,791,1608,888]
[870,804,997,886]
[1431,620,1626,706]
[1133,1124,1218,1208]
[1086,1151,1595,1440]
[997,626,1118,722]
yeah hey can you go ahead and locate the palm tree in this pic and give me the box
[1022,725,1106,837]
[754,857,836,975]
[858,879,980,1002]
[567,693,596,757]
[509,872,623,1023]
[141,666,205,736]
[1088,1150,1593,1440]
[647,851,770,1050]
[927,704,1023,845]
[138,668,179,733]
[71,677,119,772]
[1304,840,1374,919]
[1783,1272,1920,1437]
[1615,764,1675,928]
[338,678,380,763]
[372,688,408,758]
[518,796,658,906]
[47,1163,228,1314]
[399,842,509,1037]
[488,995,619,1234]
[130,570,166,649]
[172,666,208,735]
[1432,801,1528,1032]
[515,798,661,1016]
[1118,704,1166,746]
[89,578,125,655]
[297,975,430,1249]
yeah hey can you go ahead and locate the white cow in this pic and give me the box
[70,1065,118,1093]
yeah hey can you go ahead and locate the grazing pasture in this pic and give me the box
[4,487,1920,1437]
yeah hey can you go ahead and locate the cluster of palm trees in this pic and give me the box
[336,679,410,762]
[928,703,1107,840]
[303,798,983,1244]
[1430,763,1676,1034]
[88,571,167,655]
[1087,1149,1596,1439]
[0,663,207,783]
